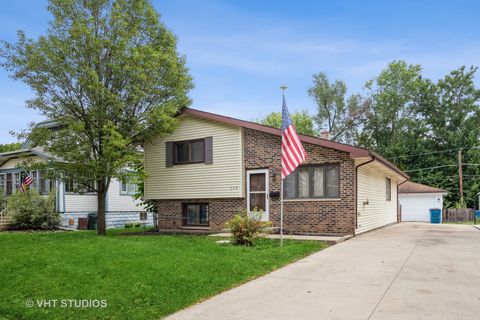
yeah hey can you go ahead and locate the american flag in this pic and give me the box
[20,174,33,193]
[281,96,307,179]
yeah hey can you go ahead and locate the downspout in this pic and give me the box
[354,156,375,235]
[397,179,409,223]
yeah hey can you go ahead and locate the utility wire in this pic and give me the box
[403,163,480,173]
[387,145,480,160]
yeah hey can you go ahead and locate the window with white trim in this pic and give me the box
[284,164,340,199]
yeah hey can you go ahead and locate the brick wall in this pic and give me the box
[244,128,356,235]
[156,128,356,235]
[157,198,245,230]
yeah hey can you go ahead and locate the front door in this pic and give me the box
[247,169,269,221]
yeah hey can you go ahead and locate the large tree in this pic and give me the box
[413,66,480,207]
[308,72,368,143]
[358,61,480,208]
[0,0,193,235]
[357,61,428,160]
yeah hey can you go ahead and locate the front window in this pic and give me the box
[14,173,21,193]
[284,164,340,199]
[0,174,5,195]
[6,173,13,195]
[121,180,138,195]
[65,178,96,194]
[174,139,205,164]
[40,173,54,195]
[30,171,39,192]
[182,203,209,226]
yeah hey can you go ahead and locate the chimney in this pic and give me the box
[320,131,330,140]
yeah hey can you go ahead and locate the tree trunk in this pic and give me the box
[97,181,107,236]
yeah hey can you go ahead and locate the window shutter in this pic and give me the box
[204,137,213,164]
[166,141,174,167]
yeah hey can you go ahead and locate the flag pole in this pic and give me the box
[280,85,287,247]
[280,177,284,246]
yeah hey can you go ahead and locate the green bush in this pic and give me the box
[125,222,141,228]
[6,190,59,230]
[225,208,271,246]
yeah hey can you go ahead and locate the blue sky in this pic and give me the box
[1,0,480,143]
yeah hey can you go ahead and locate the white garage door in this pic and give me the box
[400,194,443,222]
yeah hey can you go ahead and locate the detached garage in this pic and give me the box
[399,181,447,222]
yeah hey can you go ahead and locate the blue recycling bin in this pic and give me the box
[430,208,442,224]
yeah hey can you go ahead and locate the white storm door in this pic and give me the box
[247,169,269,221]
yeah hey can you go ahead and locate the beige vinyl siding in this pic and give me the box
[0,156,44,170]
[64,194,98,212]
[144,115,244,199]
[107,178,144,212]
[356,163,398,234]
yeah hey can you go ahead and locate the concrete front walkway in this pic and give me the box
[166,223,480,320]
[209,232,353,244]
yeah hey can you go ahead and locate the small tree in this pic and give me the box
[1,0,193,235]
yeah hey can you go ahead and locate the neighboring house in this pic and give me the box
[0,120,152,229]
[399,181,447,222]
[144,108,409,236]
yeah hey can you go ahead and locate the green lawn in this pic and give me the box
[0,230,326,320]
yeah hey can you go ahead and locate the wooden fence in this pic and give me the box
[442,208,475,222]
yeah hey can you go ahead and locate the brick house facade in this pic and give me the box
[147,108,408,236]
[157,127,357,235]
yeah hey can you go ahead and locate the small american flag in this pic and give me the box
[20,174,33,193]
[281,96,307,179]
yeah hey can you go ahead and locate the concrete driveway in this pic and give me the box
[166,223,480,320]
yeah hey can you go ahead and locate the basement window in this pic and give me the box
[182,203,209,226]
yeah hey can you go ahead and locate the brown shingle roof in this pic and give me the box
[399,181,447,194]
[180,108,409,179]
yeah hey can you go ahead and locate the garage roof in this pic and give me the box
[399,181,447,194]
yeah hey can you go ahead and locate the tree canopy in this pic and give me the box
[358,62,480,208]
[0,0,193,234]
[0,143,21,153]
[257,110,317,136]
[308,72,368,143]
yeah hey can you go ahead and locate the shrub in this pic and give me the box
[225,208,271,246]
[6,190,59,230]
[125,222,141,228]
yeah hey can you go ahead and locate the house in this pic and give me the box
[0,120,152,229]
[144,108,409,236]
[399,181,447,222]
